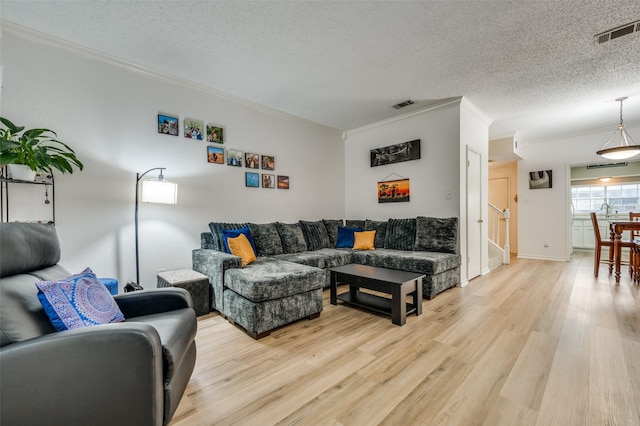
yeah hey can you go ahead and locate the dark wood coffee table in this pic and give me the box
[329,264,424,326]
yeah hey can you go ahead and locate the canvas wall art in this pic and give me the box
[207,146,224,164]
[158,114,178,136]
[227,149,243,167]
[206,124,224,143]
[370,139,420,167]
[378,179,410,203]
[277,175,289,189]
[246,172,259,188]
[245,153,259,169]
[184,118,204,140]
[529,170,552,189]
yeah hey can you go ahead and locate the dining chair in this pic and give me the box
[629,212,640,239]
[590,212,634,278]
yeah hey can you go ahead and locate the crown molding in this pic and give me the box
[345,97,462,137]
[0,19,339,132]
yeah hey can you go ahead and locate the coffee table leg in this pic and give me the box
[391,284,406,326]
[330,271,337,305]
[415,278,422,316]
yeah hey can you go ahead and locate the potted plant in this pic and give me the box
[0,117,83,181]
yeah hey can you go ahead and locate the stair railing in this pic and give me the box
[488,203,510,264]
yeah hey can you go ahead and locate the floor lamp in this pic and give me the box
[135,167,178,284]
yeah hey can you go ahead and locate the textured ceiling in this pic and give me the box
[2,1,640,142]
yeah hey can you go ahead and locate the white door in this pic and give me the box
[467,148,482,280]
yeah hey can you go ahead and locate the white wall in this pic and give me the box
[517,124,640,260]
[344,101,461,220]
[1,31,344,287]
[459,98,492,280]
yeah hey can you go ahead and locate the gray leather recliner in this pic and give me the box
[0,223,197,426]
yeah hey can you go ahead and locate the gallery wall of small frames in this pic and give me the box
[158,113,290,189]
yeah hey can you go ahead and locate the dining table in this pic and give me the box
[608,220,640,283]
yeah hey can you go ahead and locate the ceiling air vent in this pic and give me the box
[586,162,628,169]
[391,100,414,109]
[595,19,640,44]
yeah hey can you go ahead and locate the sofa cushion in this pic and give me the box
[272,251,326,269]
[224,259,325,303]
[335,226,362,248]
[353,231,376,250]
[414,216,458,254]
[248,223,284,256]
[299,221,331,251]
[227,234,257,266]
[208,222,249,252]
[352,248,461,275]
[345,219,366,229]
[384,218,416,250]
[322,219,344,246]
[221,226,257,255]
[365,219,388,248]
[276,222,307,253]
[0,223,61,278]
[35,267,125,332]
[313,248,354,269]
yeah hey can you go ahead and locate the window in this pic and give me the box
[571,183,640,214]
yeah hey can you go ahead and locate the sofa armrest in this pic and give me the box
[192,248,241,315]
[0,323,164,426]
[115,287,193,318]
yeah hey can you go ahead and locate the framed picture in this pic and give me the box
[207,146,224,164]
[245,172,259,188]
[378,179,410,203]
[227,149,243,167]
[529,170,552,189]
[277,175,289,189]
[206,124,224,143]
[157,114,178,136]
[184,118,204,140]
[262,174,275,188]
[370,139,420,167]
[261,155,275,170]
[245,152,259,169]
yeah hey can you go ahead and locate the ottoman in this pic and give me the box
[157,269,210,316]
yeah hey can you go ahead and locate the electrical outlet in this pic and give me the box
[544,241,549,247]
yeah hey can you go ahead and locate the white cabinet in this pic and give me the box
[572,215,632,249]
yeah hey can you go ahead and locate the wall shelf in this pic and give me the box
[0,168,55,224]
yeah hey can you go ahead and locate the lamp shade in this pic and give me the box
[141,178,178,204]
[597,97,639,160]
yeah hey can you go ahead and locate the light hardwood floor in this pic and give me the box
[170,252,640,426]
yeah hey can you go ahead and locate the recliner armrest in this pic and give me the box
[0,323,164,426]
[114,287,193,318]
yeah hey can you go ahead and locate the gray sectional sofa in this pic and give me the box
[193,217,460,338]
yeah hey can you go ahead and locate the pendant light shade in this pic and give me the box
[597,97,640,160]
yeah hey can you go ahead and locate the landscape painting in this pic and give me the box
[378,179,410,203]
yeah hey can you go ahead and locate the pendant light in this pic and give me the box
[596,97,640,160]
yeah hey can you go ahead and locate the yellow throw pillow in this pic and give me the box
[227,233,257,266]
[353,230,376,250]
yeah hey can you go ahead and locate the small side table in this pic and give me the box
[157,269,210,316]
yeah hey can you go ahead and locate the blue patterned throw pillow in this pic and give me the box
[35,267,125,331]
